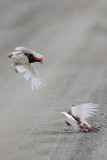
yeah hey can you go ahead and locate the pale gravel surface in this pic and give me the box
[0,0,107,160]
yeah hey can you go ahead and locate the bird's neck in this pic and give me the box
[29,55,41,63]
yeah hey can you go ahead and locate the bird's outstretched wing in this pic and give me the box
[15,46,43,58]
[16,63,45,90]
[71,103,99,123]
[62,112,80,131]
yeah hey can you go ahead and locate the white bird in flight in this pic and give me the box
[62,103,99,133]
[8,46,45,90]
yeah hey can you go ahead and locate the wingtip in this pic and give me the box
[61,112,65,114]
[61,112,67,116]
[31,77,46,90]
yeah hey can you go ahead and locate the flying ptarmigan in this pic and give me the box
[8,46,45,90]
[62,103,99,133]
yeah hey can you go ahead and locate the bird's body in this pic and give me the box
[62,103,99,133]
[8,46,45,90]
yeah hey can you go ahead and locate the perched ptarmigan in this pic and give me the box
[62,103,99,133]
[8,46,45,90]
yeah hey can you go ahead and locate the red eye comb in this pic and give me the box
[72,105,76,107]
[40,58,43,61]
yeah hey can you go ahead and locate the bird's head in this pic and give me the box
[24,53,43,63]
[34,56,43,63]
[72,105,76,107]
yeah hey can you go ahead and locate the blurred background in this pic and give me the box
[0,0,107,160]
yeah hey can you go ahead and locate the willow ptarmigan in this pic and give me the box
[62,103,99,133]
[8,46,45,90]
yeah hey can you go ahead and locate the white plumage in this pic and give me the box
[8,46,45,90]
[71,103,98,125]
[62,112,79,131]
[15,46,43,58]
[62,103,99,132]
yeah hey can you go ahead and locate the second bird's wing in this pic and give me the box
[16,63,45,90]
[71,103,99,123]
[62,112,80,131]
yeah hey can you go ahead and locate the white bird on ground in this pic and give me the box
[62,103,99,133]
[8,46,45,90]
